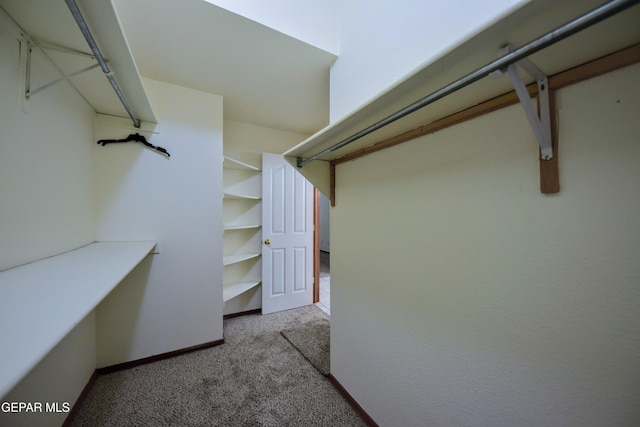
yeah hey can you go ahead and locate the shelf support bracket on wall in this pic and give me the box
[18,37,30,112]
[21,39,102,100]
[24,39,100,99]
[496,44,553,160]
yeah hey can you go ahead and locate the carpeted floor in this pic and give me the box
[69,305,366,427]
[281,318,330,376]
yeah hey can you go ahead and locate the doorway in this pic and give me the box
[314,189,331,315]
[260,153,328,316]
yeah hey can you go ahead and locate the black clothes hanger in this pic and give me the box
[97,133,170,157]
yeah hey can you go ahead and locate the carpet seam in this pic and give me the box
[279,331,329,377]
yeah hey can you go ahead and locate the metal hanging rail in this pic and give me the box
[297,0,640,168]
[65,0,141,128]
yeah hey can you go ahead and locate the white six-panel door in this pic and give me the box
[262,153,314,314]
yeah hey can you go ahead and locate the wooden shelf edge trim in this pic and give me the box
[327,43,640,201]
[549,43,640,90]
[332,88,528,166]
[331,43,640,168]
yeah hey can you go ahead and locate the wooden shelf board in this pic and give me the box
[224,193,261,200]
[223,156,261,171]
[223,224,261,231]
[223,253,261,266]
[0,241,155,398]
[223,281,261,302]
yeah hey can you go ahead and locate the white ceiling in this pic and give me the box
[113,0,337,135]
[0,0,337,135]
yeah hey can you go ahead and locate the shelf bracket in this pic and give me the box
[21,38,103,100]
[18,37,30,112]
[496,44,553,160]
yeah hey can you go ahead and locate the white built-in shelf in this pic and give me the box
[0,241,155,398]
[223,253,261,266]
[284,1,640,167]
[223,224,261,232]
[223,156,261,172]
[222,154,262,305]
[223,192,261,200]
[0,2,156,126]
[223,281,261,302]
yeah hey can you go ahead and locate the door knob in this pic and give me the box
[264,239,271,246]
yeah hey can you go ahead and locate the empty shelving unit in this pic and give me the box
[222,154,263,313]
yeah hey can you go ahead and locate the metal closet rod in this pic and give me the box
[65,0,141,128]
[297,0,640,168]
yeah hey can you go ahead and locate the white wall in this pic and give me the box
[329,0,529,122]
[204,0,339,54]
[0,19,96,426]
[94,79,224,366]
[0,24,95,271]
[1,10,226,425]
[331,65,640,426]
[224,119,309,156]
[0,314,96,427]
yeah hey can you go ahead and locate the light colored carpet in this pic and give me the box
[281,318,330,376]
[69,305,365,427]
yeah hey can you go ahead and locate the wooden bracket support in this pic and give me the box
[540,89,560,193]
[328,45,640,200]
[496,44,559,193]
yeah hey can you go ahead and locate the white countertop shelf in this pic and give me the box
[223,281,261,302]
[0,241,155,398]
